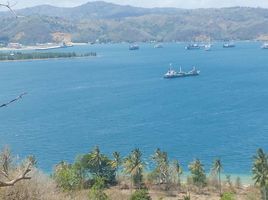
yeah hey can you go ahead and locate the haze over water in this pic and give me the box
[0,42,267,175]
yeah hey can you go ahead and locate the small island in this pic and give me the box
[0,51,97,61]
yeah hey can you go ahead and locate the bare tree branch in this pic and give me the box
[0,162,31,187]
[0,1,18,18]
[0,92,27,108]
[0,147,32,187]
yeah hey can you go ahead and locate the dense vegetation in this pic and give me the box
[1,146,266,199]
[0,147,268,200]
[0,52,97,61]
[1,2,268,44]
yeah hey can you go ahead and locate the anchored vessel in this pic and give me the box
[164,66,200,79]
[185,44,200,50]
[154,44,163,48]
[223,42,235,48]
[129,44,139,50]
[204,44,212,51]
[261,43,268,49]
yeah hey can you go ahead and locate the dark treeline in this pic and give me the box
[0,52,97,61]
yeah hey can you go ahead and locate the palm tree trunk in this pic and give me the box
[262,186,267,200]
[130,175,133,194]
[219,170,222,196]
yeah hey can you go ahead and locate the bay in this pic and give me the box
[0,42,267,175]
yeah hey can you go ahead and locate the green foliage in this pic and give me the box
[112,151,121,170]
[2,4,268,43]
[147,170,159,185]
[220,192,235,200]
[129,189,151,200]
[124,148,144,188]
[53,161,82,191]
[252,148,268,200]
[151,148,170,184]
[183,195,191,200]
[0,52,96,61]
[188,159,207,188]
[172,159,183,185]
[112,151,122,183]
[80,146,116,185]
[88,177,109,200]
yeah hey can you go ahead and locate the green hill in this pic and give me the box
[1,2,268,44]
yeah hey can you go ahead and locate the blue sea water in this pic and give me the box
[0,42,268,176]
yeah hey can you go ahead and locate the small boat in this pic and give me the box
[185,44,200,50]
[223,42,235,48]
[154,44,163,48]
[261,43,268,49]
[204,44,212,51]
[187,67,200,76]
[61,42,73,48]
[164,66,200,79]
[129,44,139,50]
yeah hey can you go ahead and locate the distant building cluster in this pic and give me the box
[7,43,22,49]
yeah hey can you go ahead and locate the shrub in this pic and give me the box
[88,177,109,200]
[53,161,82,191]
[130,189,151,200]
[220,192,235,200]
[80,146,116,186]
[0,169,69,200]
[188,159,207,188]
[183,195,191,200]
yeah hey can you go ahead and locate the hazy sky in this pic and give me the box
[6,0,268,9]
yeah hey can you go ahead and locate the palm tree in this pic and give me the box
[112,151,121,184]
[90,146,102,176]
[173,160,183,186]
[253,148,268,200]
[151,148,169,184]
[211,159,223,196]
[123,148,144,190]
[189,159,206,190]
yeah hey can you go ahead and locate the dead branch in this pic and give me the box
[0,162,31,187]
[0,147,32,187]
[0,92,27,108]
[0,1,18,18]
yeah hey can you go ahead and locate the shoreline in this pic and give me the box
[0,55,97,63]
[0,42,88,51]
[0,40,263,52]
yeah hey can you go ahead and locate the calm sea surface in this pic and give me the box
[0,42,268,175]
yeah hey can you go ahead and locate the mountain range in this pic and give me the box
[1,1,268,44]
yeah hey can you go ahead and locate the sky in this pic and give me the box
[5,0,268,9]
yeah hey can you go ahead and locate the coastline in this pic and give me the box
[0,55,97,63]
[0,42,88,52]
[0,41,262,52]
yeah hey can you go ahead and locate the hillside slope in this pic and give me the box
[1,2,268,44]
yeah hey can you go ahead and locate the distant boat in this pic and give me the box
[129,44,139,50]
[185,44,200,50]
[154,44,163,48]
[61,42,73,48]
[223,42,235,48]
[164,65,200,79]
[204,44,212,51]
[261,43,268,49]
